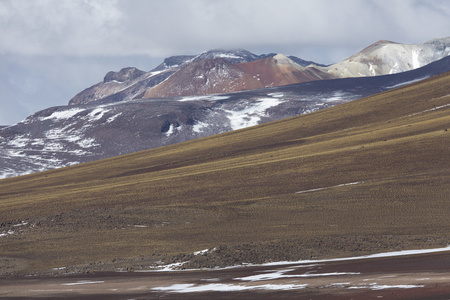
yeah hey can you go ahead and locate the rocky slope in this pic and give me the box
[236,54,334,86]
[2,55,450,179]
[69,49,328,105]
[68,68,175,105]
[143,58,259,98]
[143,54,334,98]
[321,37,450,77]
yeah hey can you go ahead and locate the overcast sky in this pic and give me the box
[1,0,449,125]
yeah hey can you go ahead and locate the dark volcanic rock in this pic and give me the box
[103,67,146,83]
[151,55,196,71]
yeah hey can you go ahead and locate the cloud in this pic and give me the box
[1,0,449,57]
[0,0,123,56]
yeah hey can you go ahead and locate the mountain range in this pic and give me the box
[68,49,329,106]
[69,37,450,105]
[1,37,450,178]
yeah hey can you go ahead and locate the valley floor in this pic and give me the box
[1,247,450,299]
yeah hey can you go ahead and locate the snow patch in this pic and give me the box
[268,92,284,98]
[258,245,450,267]
[408,102,450,116]
[77,138,97,148]
[412,49,420,69]
[150,262,188,272]
[236,270,360,282]
[369,63,376,76]
[0,229,15,237]
[87,108,109,121]
[164,124,178,137]
[40,108,85,121]
[389,62,401,74]
[6,135,29,148]
[348,283,424,290]
[216,53,242,59]
[105,112,122,124]
[61,280,104,286]
[178,95,230,102]
[194,249,211,256]
[324,282,352,288]
[152,283,308,293]
[296,181,364,194]
[323,91,351,102]
[225,98,284,130]
[13,221,28,227]
[386,76,430,89]
[192,121,209,133]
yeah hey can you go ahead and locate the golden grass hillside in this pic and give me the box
[1,72,449,274]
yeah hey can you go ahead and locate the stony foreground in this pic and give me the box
[1,248,450,299]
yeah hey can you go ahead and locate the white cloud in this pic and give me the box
[1,0,449,57]
[0,0,123,56]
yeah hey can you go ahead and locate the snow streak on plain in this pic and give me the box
[152,283,309,293]
[151,246,450,294]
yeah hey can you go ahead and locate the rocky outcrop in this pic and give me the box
[103,67,146,83]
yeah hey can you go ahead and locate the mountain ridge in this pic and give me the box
[68,37,450,106]
[68,49,327,106]
[2,54,450,179]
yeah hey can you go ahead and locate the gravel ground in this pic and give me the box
[1,248,450,299]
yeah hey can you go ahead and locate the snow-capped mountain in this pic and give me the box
[2,54,450,179]
[143,54,332,98]
[68,38,449,107]
[68,49,327,105]
[321,37,450,77]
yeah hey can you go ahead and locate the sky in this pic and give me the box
[1,0,449,125]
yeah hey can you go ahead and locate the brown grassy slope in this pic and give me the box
[0,72,449,273]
